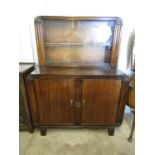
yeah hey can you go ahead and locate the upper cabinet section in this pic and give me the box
[34,16,122,68]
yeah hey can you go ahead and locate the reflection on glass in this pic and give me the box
[43,19,115,65]
[44,20,114,47]
[91,23,112,43]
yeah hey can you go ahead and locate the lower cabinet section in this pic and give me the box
[27,77,127,136]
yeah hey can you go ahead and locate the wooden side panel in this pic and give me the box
[26,79,38,123]
[19,75,27,127]
[111,21,122,68]
[19,74,34,132]
[116,78,129,126]
[35,79,76,125]
[34,17,45,66]
[82,79,121,125]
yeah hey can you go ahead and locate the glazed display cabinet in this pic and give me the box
[24,16,128,136]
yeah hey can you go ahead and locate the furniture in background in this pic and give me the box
[126,30,135,142]
[19,63,35,133]
[26,16,129,136]
[127,76,135,142]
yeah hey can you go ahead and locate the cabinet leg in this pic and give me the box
[108,128,115,136]
[128,112,135,142]
[29,128,34,134]
[116,121,122,127]
[40,128,47,136]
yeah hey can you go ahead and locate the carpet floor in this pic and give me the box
[19,113,135,155]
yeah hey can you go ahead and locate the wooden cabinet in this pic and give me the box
[26,16,129,136]
[19,63,34,132]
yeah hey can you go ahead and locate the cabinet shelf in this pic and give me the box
[44,42,112,48]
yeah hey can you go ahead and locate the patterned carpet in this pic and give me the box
[19,113,135,155]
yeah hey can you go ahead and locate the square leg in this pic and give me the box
[40,128,47,136]
[108,128,115,136]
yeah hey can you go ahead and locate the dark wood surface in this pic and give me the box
[35,79,75,125]
[82,79,121,125]
[26,79,39,124]
[27,72,127,135]
[19,63,35,132]
[29,67,124,78]
[29,75,126,126]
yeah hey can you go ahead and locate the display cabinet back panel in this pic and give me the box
[45,46,111,65]
[43,20,114,44]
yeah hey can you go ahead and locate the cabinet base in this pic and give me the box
[39,126,115,136]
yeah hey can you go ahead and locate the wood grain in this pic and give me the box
[34,79,76,125]
[81,79,121,125]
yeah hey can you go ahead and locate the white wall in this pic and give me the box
[18,0,135,73]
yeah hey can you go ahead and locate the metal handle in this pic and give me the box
[70,100,81,108]
[82,99,85,106]
[70,99,74,106]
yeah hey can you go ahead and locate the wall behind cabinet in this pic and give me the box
[18,0,135,73]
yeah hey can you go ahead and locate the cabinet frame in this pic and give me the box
[25,16,128,136]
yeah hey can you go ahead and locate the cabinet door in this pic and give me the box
[82,80,121,125]
[35,79,75,125]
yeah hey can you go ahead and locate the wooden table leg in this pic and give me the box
[128,111,135,142]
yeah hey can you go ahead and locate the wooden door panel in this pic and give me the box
[82,80,121,125]
[35,79,75,125]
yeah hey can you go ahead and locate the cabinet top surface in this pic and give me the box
[29,67,124,77]
[19,63,34,74]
